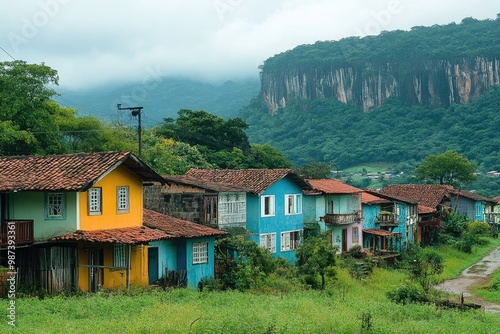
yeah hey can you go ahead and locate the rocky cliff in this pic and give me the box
[261,57,500,113]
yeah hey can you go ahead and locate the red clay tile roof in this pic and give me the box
[450,189,497,203]
[363,228,397,236]
[361,191,390,205]
[0,151,164,192]
[364,189,418,205]
[143,209,227,239]
[52,226,169,244]
[184,168,311,194]
[306,179,361,194]
[163,175,251,193]
[381,184,452,208]
[418,205,437,215]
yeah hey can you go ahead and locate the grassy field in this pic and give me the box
[1,239,500,333]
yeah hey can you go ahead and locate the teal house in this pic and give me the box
[143,209,226,288]
[303,179,363,253]
[183,169,312,263]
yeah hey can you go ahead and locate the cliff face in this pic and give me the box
[261,57,500,113]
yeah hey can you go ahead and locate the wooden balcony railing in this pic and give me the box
[483,213,497,224]
[0,220,34,246]
[323,212,361,225]
[377,213,399,227]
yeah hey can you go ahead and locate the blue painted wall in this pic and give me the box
[185,237,216,287]
[248,176,305,263]
[362,204,380,229]
[452,196,476,220]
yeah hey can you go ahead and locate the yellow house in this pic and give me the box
[0,151,166,293]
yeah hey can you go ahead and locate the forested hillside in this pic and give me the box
[241,17,500,179]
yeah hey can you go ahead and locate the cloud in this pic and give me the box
[0,0,498,89]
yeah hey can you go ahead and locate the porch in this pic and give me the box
[376,213,399,228]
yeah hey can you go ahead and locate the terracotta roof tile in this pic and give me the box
[52,226,169,244]
[143,209,227,239]
[363,228,398,236]
[184,168,311,194]
[0,151,164,192]
[381,184,451,208]
[418,205,437,214]
[361,191,390,204]
[306,179,361,194]
[450,189,497,203]
[163,175,251,193]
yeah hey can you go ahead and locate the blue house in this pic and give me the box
[364,190,418,252]
[143,208,227,288]
[183,169,312,263]
[449,189,497,224]
[303,179,363,253]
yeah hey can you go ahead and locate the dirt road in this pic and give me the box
[435,246,500,313]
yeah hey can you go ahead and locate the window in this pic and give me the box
[114,244,126,268]
[281,230,301,251]
[260,233,276,253]
[352,227,359,243]
[46,193,65,218]
[88,188,102,215]
[285,194,302,215]
[192,242,208,264]
[204,195,218,224]
[261,195,275,217]
[117,186,129,213]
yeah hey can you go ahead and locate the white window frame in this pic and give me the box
[192,242,209,264]
[113,244,126,268]
[281,230,301,251]
[46,192,65,219]
[285,194,302,215]
[117,186,130,214]
[260,233,276,253]
[261,195,275,217]
[88,187,102,215]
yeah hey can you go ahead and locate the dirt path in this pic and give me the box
[435,246,500,313]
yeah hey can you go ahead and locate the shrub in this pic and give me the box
[467,221,490,236]
[387,283,427,304]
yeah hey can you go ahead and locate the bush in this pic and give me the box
[387,283,427,304]
[467,221,490,235]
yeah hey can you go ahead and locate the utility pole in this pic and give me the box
[117,104,144,159]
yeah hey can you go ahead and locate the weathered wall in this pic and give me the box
[261,57,500,113]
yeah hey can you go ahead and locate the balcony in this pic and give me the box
[323,212,361,225]
[0,220,34,247]
[483,213,497,225]
[377,213,399,227]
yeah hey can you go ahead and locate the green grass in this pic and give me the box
[471,268,500,303]
[2,240,500,333]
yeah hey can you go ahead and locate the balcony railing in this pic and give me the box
[0,220,34,246]
[323,212,361,225]
[377,213,399,227]
[483,213,497,224]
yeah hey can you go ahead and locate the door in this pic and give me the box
[148,247,159,284]
[342,229,348,252]
[88,248,103,292]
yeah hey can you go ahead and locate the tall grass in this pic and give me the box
[2,239,500,333]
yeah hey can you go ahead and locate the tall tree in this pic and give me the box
[0,60,61,155]
[414,150,476,187]
[296,234,337,290]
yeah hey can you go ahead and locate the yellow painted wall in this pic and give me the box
[79,164,143,230]
[77,243,149,292]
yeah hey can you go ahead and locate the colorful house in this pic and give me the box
[364,190,418,252]
[0,151,167,292]
[169,169,312,263]
[448,189,498,224]
[381,184,451,245]
[303,179,363,253]
[143,209,227,288]
[144,175,250,229]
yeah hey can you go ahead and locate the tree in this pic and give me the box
[295,160,337,179]
[296,234,338,289]
[414,150,476,187]
[406,245,444,292]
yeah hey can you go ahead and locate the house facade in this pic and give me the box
[143,209,226,288]
[303,179,363,253]
[170,169,312,263]
[0,151,167,293]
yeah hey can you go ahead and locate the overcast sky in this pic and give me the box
[1,0,498,90]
